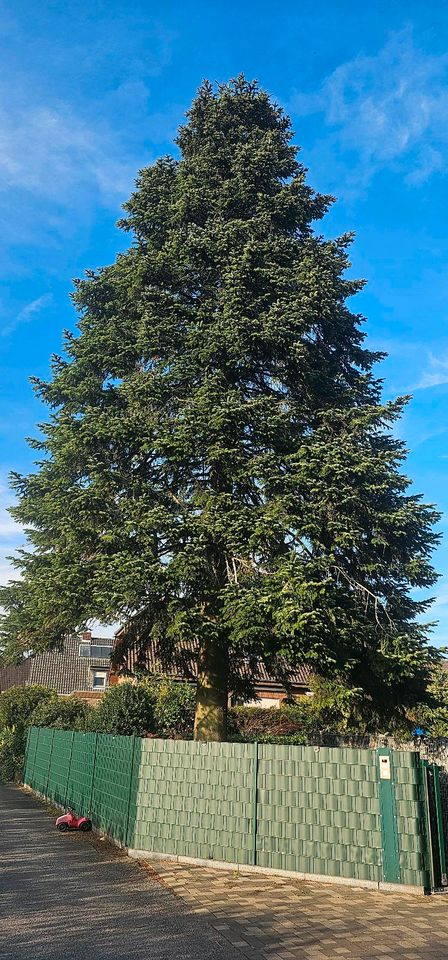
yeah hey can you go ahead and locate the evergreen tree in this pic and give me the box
[0,78,440,740]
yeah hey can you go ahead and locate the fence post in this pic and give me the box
[31,726,40,787]
[125,736,138,848]
[23,727,31,784]
[251,741,259,866]
[377,748,401,885]
[432,764,447,887]
[45,728,55,799]
[88,733,99,819]
[419,758,435,891]
[64,730,75,809]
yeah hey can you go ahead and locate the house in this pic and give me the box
[0,631,114,704]
[114,630,311,707]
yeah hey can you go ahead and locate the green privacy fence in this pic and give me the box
[24,727,443,892]
[134,740,254,865]
[25,727,142,845]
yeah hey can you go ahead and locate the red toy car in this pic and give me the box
[56,809,92,832]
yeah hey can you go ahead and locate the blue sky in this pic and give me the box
[1,1,448,644]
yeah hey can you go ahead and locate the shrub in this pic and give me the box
[228,700,318,740]
[408,664,448,739]
[0,684,55,730]
[0,685,56,781]
[146,677,195,738]
[0,727,25,782]
[91,681,154,736]
[30,696,93,730]
[308,676,369,732]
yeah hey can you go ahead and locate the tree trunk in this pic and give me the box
[194,637,228,741]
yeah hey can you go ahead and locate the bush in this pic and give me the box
[0,727,26,782]
[146,677,195,738]
[228,700,318,740]
[405,663,448,738]
[90,677,196,738]
[0,684,55,730]
[0,685,56,781]
[91,681,154,735]
[30,696,93,730]
[308,676,369,732]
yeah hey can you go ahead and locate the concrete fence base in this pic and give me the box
[22,779,430,896]
[25,728,442,894]
[127,847,428,896]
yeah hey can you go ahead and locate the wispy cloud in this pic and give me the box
[0,47,182,265]
[431,581,448,611]
[0,92,137,205]
[415,352,448,391]
[1,293,52,337]
[0,10,179,216]
[291,27,448,191]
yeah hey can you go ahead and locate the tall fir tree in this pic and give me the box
[0,78,440,739]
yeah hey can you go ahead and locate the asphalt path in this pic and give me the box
[0,782,241,959]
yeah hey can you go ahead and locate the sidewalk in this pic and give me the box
[143,858,448,960]
[0,784,240,960]
[4,781,448,960]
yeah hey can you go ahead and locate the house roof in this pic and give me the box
[0,635,112,695]
[0,659,31,692]
[29,636,111,694]
[119,634,311,691]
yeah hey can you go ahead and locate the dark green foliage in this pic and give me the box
[88,678,195,738]
[90,682,154,736]
[229,685,418,742]
[0,77,441,737]
[0,684,56,781]
[29,695,92,730]
[228,697,348,743]
[0,684,93,781]
[0,727,26,781]
[411,662,448,737]
[146,677,195,738]
[228,702,317,739]
[0,684,55,729]
[306,676,371,732]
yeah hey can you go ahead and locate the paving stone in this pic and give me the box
[149,857,448,960]
[0,784,243,960]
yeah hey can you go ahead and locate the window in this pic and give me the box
[92,670,108,690]
[79,643,113,660]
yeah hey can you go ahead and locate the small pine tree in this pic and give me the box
[0,78,441,740]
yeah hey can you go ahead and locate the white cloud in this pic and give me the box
[406,145,444,185]
[415,352,448,390]
[0,76,157,270]
[87,621,121,639]
[431,581,448,610]
[291,28,448,190]
[0,518,21,537]
[0,10,180,227]
[0,93,136,205]
[0,293,52,337]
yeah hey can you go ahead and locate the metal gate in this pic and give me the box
[420,759,448,891]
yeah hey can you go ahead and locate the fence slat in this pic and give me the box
[25,728,440,890]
